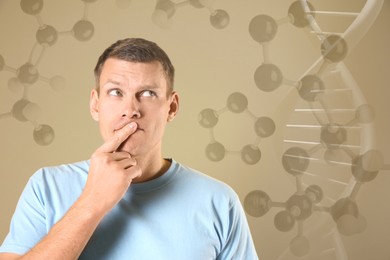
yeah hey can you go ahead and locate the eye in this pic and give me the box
[108,88,123,97]
[140,90,157,97]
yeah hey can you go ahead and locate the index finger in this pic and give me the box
[98,122,138,153]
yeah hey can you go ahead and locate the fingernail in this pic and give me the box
[128,122,137,128]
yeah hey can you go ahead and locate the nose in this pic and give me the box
[121,97,141,119]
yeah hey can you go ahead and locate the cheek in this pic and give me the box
[153,108,170,124]
[98,118,112,139]
[98,104,120,133]
[100,101,121,118]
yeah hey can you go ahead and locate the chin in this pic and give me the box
[114,136,135,152]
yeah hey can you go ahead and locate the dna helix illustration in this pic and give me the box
[235,0,388,258]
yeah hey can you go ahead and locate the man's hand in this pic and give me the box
[0,122,142,260]
[82,121,142,214]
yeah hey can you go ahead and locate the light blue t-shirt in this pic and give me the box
[1,159,258,259]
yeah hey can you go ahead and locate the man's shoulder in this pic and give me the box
[44,160,90,172]
[175,161,238,198]
[31,160,90,183]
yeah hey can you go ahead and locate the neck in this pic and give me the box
[132,155,171,183]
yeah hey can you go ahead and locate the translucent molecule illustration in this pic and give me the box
[243,190,271,218]
[297,74,324,102]
[11,99,39,122]
[152,0,230,29]
[282,147,310,176]
[305,184,323,204]
[249,15,278,43]
[226,92,248,113]
[274,210,295,232]
[20,0,44,15]
[321,35,348,63]
[210,9,229,29]
[351,149,383,182]
[320,124,347,150]
[245,146,388,256]
[199,92,275,164]
[36,25,58,46]
[0,0,102,145]
[254,64,283,92]
[33,124,55,146]
[17,63,39,84]
[241,145,261,165]
[289,235,310,257]
[72,20,95,42]
[254,116,275,138]
[287,1,315,28]
[198,108,219,128]
[205,141,225,162]
[242,0,389,258]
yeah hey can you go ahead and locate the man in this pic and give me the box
[0,38,258,259]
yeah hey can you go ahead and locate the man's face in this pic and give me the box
[90,58,179,157]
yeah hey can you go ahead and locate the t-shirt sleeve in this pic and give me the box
[0,170,47,255]
[216,192,259,260]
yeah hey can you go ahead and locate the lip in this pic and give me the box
[114,121,143,132]
[115,124,143,152]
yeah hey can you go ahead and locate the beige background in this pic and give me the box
[0,0,389,259]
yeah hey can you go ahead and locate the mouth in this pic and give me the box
[114,121,143,132]
[115,124,144,152]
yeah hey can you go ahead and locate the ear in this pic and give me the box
[167,91,179,122]
[90,89,100,122]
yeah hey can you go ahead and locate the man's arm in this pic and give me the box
[0,122,140,260]
[216,192,259,260]
[0,197,108,260]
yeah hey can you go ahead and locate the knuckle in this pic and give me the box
[91,152,103,162]
[119,152,131,158]
[132,166,142,176]
[128,157,136,165]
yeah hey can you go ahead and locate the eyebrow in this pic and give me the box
[102,80,162,92]
[102,80,121,88]
[138,84,160,91]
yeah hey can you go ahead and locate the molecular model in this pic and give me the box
[0,0,225,146]
[0,0,99,145]
[199,1,390,257]
[152,0,229,29]
[198,92,276,164]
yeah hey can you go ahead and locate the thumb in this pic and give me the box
[98,122,138,153]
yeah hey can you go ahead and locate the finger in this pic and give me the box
[119,157,137,169]
[98,122,137,153]
[111,151,132,161]
[126,165,142,180]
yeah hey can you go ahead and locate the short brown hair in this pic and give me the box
[94,38,175,92]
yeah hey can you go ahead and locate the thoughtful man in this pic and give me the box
[0,38,258,259]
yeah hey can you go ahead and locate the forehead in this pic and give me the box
[100,58,167,87]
